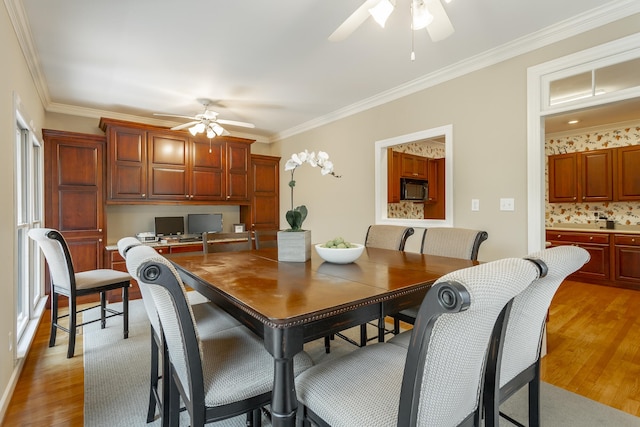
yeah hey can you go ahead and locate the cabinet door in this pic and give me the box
[107,126,147,201]
[581,150,613,202]
[251,155,280,230]
[190,138,225,201]
[614,235,640,288]
[387,149,401,203]
[226,141,250,201]
[548,153,579,203]
[400,153,427,179]
[44,129,106,270]
[424,158,446,220]
[616,145,640,200]
[426,158,440,203]
[147,131,189,200]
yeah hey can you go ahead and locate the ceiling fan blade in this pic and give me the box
[170,121,199,131]
[216,119,255,129]
[328,0,379,42]
[425,0,454,42]
[153,113,198,121]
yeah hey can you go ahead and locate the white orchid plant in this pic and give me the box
[284,150,340,231]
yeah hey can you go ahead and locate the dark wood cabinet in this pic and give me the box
[548,150,613,203]
[546,230,610,281]
[616,145,640,200]
[424,158,445,220]
[100,118,253,204]
[613,234,640,289]
[548,153,579,203]
[44,129,107,305]
[240,155,280,231]
[580,150,613,202]
[400,153,427,179]
[387,149,401,203]
[106,125,147,200]
[147,131,189,201]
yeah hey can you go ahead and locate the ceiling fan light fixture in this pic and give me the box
[206,127,216,139]
[369,0,394,28]
[411,0,433,30]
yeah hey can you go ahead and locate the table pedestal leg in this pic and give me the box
[264,326,304,427]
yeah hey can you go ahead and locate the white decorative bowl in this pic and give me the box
[314,243,365,264]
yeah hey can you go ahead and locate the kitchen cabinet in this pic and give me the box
[615,145,640,200]
[387,149,401,203]
[424,158,445,220]
[400,153,428,179]
[545,230,610,281]
[100,118,253,204]
[613,234,640,289]
[548,149,613,203]
[43,129,107,305]
[240,154,280,232]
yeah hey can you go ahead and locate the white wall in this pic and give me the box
[275,14,640,261]
[1,2,46,419]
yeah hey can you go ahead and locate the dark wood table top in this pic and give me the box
[169,246,477,327]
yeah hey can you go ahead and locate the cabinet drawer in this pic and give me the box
[111,250,125,262]
[613,234,640,246]
[545,231,609,244]
[170,243,203,253]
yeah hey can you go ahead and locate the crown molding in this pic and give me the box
[8,0,640,144]
[272,0,640,142]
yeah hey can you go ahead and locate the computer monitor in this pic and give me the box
[188,213,223,235]
[154,216,185,237]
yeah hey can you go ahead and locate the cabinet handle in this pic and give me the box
[98,238,102,242]
[573,197,576,200]
[185,195,189,199]
[98,228,102,232]
[226,195,230,199]
[557,234,561,238]
[141,193,146,197]
[633,238,636,243]
[589,236,593,240]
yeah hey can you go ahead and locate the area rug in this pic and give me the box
[83,299,640,427]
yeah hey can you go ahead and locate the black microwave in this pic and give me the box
[400,178,428,201]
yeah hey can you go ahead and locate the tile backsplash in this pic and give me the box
[546,121,640,226]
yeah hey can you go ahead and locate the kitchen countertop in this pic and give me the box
[547,223,640,234]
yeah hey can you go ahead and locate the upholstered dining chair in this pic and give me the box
[391,227,488,334]
[483,245,589,427]
[296,257,542,427]
[118,239,244,425]
[326,224,415,352]
[125,244,313,427]
[28,228,131,358]
[202,231,252,253]
[254,229,278,249]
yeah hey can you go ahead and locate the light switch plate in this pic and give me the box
[471,199,480,211]
[500,198,515,211]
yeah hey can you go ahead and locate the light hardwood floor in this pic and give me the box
[2,280,639,426]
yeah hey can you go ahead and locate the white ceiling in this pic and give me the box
[9,0,640,141]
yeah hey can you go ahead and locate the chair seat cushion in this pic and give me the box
[201,326,313,407]
[74,269,131,290]
[386,329,412,348]
[295,343,407,427]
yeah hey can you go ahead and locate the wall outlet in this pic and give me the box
[471,199,480,211]
[500,198,515,211]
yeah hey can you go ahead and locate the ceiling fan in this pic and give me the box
[154,98,255,138]
[329,0,454,44]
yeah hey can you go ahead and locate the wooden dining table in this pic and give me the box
[168,246,477,427]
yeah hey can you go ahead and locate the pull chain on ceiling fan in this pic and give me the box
[329,0,455,60]
[154,98,255,140]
